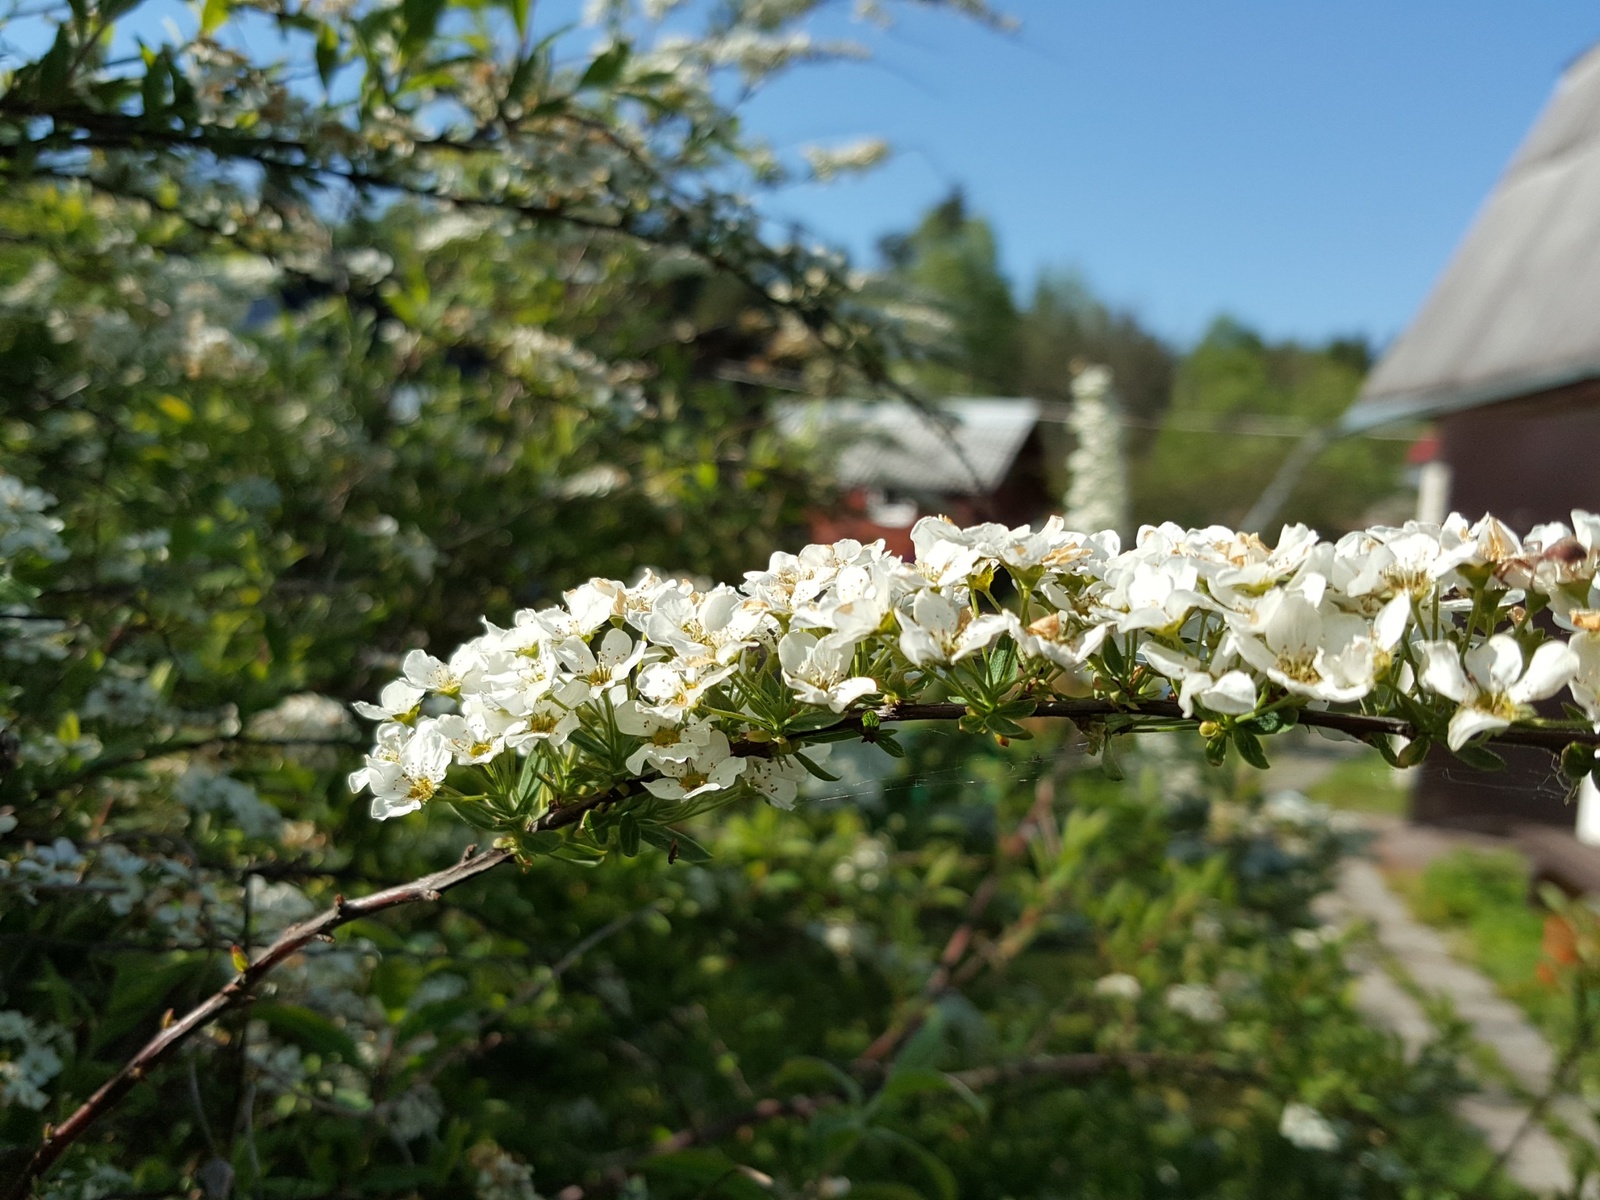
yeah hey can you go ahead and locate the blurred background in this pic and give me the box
[7,2,1600,1197]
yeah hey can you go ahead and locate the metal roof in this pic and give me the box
[1344,43,1600,433]
[775,397,1040,496]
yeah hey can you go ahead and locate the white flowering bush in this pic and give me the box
[352,510,1600,861]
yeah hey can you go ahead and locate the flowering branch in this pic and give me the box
[19,510,1600,1192]
[345,510,1600,863]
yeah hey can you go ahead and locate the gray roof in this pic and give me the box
[1345,43,1600,432]
[775,398,1040,495]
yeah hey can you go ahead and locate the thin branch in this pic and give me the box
[3,785,621,1200]
[861,698,1600,754]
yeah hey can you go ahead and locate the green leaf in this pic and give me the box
[1561,742,1595,781]
[315,23,340,89]
[875,1068,987,1121]
[794,752,839,782]
[1365,733,1403,768]
[1099,636,1125,676]
[847,1187,930,1200]
[1397,735,1432,768]
[256,1002,363,1064]
[869,1128,959,1200]
[1240,707,1297,736]
[767,1056,862,1105]
[619,811,641,857]
[873,729,906,758]
[577,41,629,91]
[892,1011,944,1073]
[36,25,74,98]
[637,1151,770,1200]
[1453,742,1506,772]
[201,0,231,36]
[785,709,845,733]
[400,0,447,56]
[445,800,503,831]
[91,955,207,1054]
[1232,729,1270,771]
[640,825,712,863]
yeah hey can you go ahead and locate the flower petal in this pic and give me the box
[1510,640,1578,703]
[1447,705,1509,751]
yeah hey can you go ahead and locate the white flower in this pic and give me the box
[557,627,645,698]
[744,755,808,810]
[643,584,763,665]
[353,679,425,723]
[1419,635,1578,750]
[643,730,746,801]
[778,631,878,712]
[0,1010,66,1110]
[911,517,985,588]
[1230,593,1386,704]
[619,707,714,774]
[636,659,735,722]
[363,723,453,820]
[1338,526,1475,600]
[1139,643,1257,717]
[501,679,587,751]
[1014,611,1108,673]
[1572,632,1600,729]
[1093,972,1142,1000]
[564,578,627,633]
[1279,1102,1339,1151]
[1096,559,1207,634]
[0,474,66,562]
[896,590,1010,667]
[791,560,907,644]
[1164,982,1223,1023]
[433,709,510,765]
[176,768,282,839]
[400,646,485,696]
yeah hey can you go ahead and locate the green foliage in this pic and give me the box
[0,5,1540,1196]
[1304,750,1411,817]
[1135,318,1408,533]
[876,191,1023,395]
[1400,850,1556,1032]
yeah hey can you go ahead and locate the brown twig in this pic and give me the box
[857,698,1600,753]
[3,788,619,1200]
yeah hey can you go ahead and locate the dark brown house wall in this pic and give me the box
[1437,380,1600,529]
[1415,379,1600,831]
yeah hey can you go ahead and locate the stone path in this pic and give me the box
[1256,740,1597,1193]
[1318,855,1587,1194]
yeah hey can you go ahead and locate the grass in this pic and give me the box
[1391,848,1565,1033]
[1304,751,1412,816]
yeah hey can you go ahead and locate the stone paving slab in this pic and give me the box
[1322,855,1598,1195]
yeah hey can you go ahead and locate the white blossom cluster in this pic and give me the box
[1062,365,1129,538]
[352,511,1600,834]
[0,1009,67,1110]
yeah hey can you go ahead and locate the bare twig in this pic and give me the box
[3,787,619,1200]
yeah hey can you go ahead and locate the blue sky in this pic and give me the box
[7,0,1595,349]
[741,1,1600,348]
